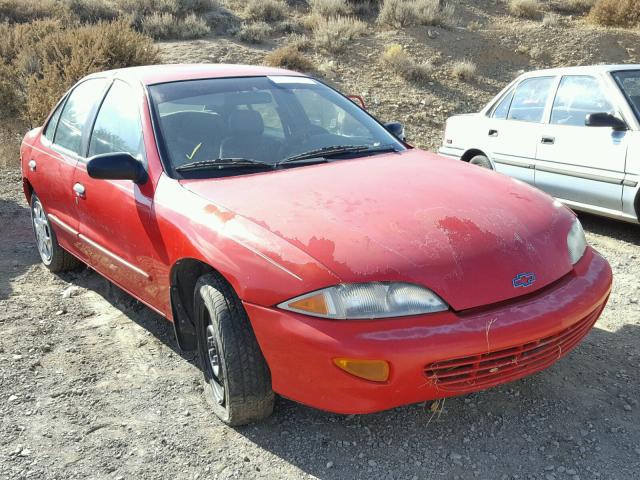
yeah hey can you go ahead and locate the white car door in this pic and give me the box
[486,76,556,186]
[535,75,627,212]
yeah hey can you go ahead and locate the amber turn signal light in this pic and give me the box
[333,358,390,382]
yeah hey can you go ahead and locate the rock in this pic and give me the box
[624,404,632,411]
[326,461,333,468]
[367,459,377,467]
[8,394,18,402]
[62,286,80,298]
[450,452,462,461]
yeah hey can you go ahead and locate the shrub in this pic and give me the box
[309,0,351,16]
[589,0,640,27]
[238,21,272,43]
[0,20,159,125]
[549,0,595,14]
[382,44,434,83]
[377,0,453,27]
[508,0,540,19]
[0,0,68,23]
[264,45,315,72]
[141,11,209,39]
[66,0,120,23]
[451,59,477,81]
[542,12,560,26]
[286,33,311,51]
[313,15,366,53]
[245,0,287,22]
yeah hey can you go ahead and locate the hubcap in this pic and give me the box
[32,200,53,263]
[206,323,225,405]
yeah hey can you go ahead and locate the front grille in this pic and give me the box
[424,304,604,391]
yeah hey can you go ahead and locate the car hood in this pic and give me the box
[180,149,576,311]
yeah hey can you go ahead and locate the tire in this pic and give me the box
[30,194,81,273]
[194,273,274,426]
[469,154,493,170]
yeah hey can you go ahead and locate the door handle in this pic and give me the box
[541,136,555,145]
[488,129,498,137]
[73,183,85,197]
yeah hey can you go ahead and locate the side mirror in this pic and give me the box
[585,112,627,131]
[87,152,147,183]
[384,122,406,142]
[347,95,366,109]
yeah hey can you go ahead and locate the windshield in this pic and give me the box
[148,76,405,177]
[612,70,640,121]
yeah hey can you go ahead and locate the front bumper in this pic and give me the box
[244,248,612,414]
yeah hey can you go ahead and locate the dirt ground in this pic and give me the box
[1,161,640,480]
[2,2,640,478]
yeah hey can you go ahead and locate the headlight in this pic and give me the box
[567,218,587,265]
[278,282,448,319]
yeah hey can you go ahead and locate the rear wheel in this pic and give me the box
[30,194,81,273]
[194,273,274,426]
[469,154,492,170]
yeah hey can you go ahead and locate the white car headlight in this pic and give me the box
[567,218,587,265]
[278,282,448,319]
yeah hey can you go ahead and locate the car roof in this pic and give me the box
[84,63,307,86]
[520,64,640,79]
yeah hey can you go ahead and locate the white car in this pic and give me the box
[440,64,640,224]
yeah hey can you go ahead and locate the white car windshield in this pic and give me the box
[612,69,640,121]
[148,76,405,177]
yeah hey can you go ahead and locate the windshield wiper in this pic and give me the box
[176,157,273,172]
[279,144,399,165]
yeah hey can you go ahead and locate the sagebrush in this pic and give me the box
[313,15,366,53]
[0,20,159,125]
[264,45,315,72]
[589,0,640,28]
[377,0,454,27]
[382,44,434,83]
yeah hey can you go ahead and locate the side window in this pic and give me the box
[54,78,107,155]
[508,77,554,123]
[551,76,614,127]
[43,100,64,142]
[89,80,143,158]
[491,88,515,119]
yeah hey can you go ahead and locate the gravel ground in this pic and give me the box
[1,162,639,480]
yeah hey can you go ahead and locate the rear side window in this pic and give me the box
[508,77,554,123]
[43,101,64,142]
[491,88,515,119]
[89,80,143,158]
[551,76,614,127]
[54,78,107,155]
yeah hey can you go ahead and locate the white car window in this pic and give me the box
[507,77,554,123]
[550,76,614,127]
[491,87,515,119]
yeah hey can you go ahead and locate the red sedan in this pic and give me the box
[20,64,612,425]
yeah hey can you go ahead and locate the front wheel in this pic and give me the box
[469,154,493,170]
[194,273,274,426]
[30,194,81,272]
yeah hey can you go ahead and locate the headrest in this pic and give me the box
[227,110,264,136]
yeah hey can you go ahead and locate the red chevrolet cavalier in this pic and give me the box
[20,64,612,425]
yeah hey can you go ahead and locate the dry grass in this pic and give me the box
[238,21,272,43]
[377,0,454,28]
[542,12,561,26]
[0,0,68,22]
[549,0,595,14]
[141,11,209,39]
[589,0,640,27]
[0,19,159,125]
[312,15,366,53]
[245,0,287,22]
[451,59,477,81]
[310,0,351,16]
[264,45,315,72]
[508,0,540,19]
[382,44,435,83]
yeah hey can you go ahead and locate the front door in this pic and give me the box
[536,75,627,212]
[72,79,160,309]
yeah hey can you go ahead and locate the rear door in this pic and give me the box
[486,76,556,186]
[31,78,108,256]
[72,79,160,308]
[535,75,627,211]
